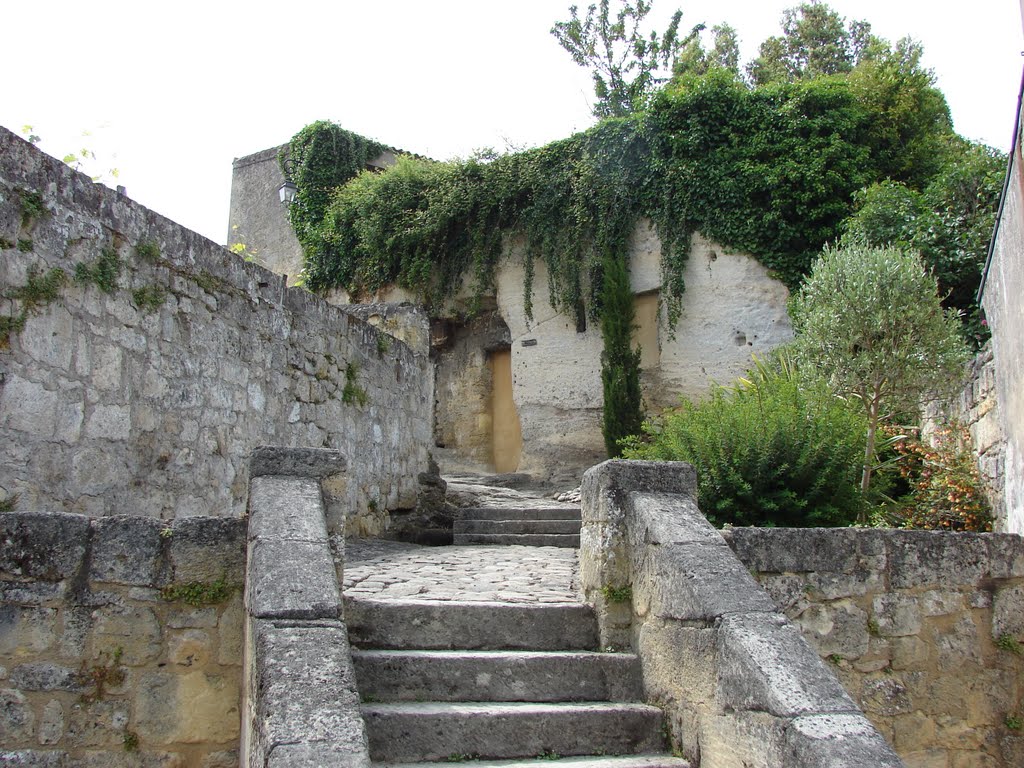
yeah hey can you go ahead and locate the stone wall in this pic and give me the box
[580,460,904,767]
[0,511,246,766]
[0,126,433,535]
[980,76,1024,535]
[724,527,1024,767]
[923,345,1008,526]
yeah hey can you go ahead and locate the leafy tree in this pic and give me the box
[551,0,703,117]
[673,23,741,80]
[842,137,1006,344]
[790,244,970,508]
[747,1,874,85]
[599,249,644,456]
[622,352,867,527]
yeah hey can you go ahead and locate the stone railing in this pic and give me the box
[724,526,1024,767]
[243,447,370,767]
[579,460,904,766]
[0,510,245,765]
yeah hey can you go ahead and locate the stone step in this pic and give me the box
[346,599,599,651]
[454,518,582,535]
[353,649,642,702]
[458,506,582,521]
[453,532,581,548]
[361,701,667,763]
[372,757,691,768]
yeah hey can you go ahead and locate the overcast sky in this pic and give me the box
[3,1,1022,245]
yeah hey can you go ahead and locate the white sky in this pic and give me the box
[2,1,1022,245]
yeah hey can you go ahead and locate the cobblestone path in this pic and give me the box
[343,539,581,603]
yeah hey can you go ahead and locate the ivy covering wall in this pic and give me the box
[284,69,965,328]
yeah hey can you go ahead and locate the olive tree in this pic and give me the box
[790,244,970,504]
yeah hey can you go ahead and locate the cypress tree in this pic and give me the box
[600,250,644,456]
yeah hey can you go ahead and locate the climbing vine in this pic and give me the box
[288,70,942,327]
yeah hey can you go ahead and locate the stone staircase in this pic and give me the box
[452,504,582,547]
[345,598,690,767]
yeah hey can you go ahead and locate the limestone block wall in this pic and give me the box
[724,527,1024,767]
[0,126,432,534]
[981,103,1024,534]
[0,511,245,766]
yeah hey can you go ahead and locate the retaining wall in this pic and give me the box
[0,126,433,534]
[724,527,1024,767]
[0,511,246,766]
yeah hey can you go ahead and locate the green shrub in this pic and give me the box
[623,353,866,527]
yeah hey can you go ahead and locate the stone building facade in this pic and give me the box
[227,143,794,484]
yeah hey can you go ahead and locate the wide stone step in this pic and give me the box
[353,649,642,702]
[372,757,691,768]
[346,599,599,651]
[458,506,582,521]
[453,532,581,548]
[361,701,667,763]
[454,518,582,535]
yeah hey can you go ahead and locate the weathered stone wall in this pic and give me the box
[981,92,1024,535]
[580,460,904,767]
[724,527,1024,767]
[0,511,245,766]
[923,345,1008,526]
[0,126,432,535]
[226,146,304,284]
[495,227,793,481]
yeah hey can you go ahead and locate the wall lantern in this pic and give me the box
[278,180,298,205]
[278,158,298,205]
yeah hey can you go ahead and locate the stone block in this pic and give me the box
[166,517,246,583]
[0,751,67,767]
[627,492,721,546]
[783,713,903,766]
[251,619,369,762]
[993,583,1024,638]
[988,534,1024,578]
[637,618,718,709]
[873,594,922,637]
[248,476,327,543]
[635,542,776,621]
[38,700,63,746]
[725,528,875,575]
[0,688,36,742]
[249,446,346,479]
[84,404,131,441]
[0,606,57,655]
[582,460,698,515]
[698,710,786,768]
[888,532,990,589]
[0,512,89,580]
[0,376,59,438]
[717,612,857,718]
[134,669,240,745]
[791,600,869,660]
[8,663,81,692]
[89,516,164,586]
[246,539,340,620]
[92,604,162,664]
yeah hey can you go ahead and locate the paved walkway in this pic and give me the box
[343,539,581,604]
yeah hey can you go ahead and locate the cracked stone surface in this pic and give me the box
[343,540,581,604]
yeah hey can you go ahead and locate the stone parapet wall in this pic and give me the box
[580,460,904,767]
[0,511,246,766]
[924,345,1008,525]
[724,527,1024,767]
[0,126,432,534]
[243,447,370,767]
